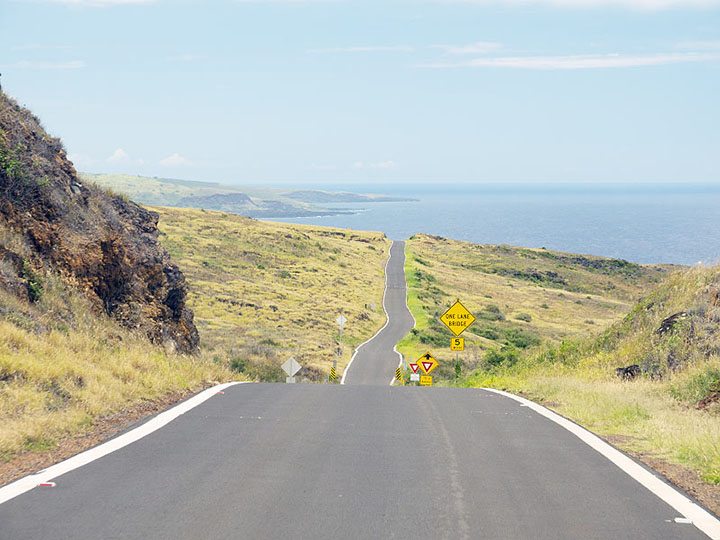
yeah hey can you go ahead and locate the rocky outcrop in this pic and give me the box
[0,92,199,353]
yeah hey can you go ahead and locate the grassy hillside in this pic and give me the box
[155,207,390,380]
[80,173,249,206]
[398,234,671,379]
[462,266,720,495]
[0,225,230,462]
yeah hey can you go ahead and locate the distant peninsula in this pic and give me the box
[81,173,415,219]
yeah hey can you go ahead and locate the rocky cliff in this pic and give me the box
[0,92,199,353]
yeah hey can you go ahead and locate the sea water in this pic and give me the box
[266,183,720,265]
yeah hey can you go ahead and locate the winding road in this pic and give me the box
[0,241,718,539]
[342,240,415,386]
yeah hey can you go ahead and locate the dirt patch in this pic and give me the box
[697,391,720,411]
[0,385,213,488]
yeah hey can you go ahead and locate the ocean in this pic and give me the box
[265,183,720,265]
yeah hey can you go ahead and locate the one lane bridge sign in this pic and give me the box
[440,300,476,337]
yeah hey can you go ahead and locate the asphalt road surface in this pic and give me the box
[0,384,710,540]
[342,240,414,386]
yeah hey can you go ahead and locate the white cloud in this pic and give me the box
[676,40,720,50]
[434,41,503,55]
[1,60,85,70]
[354,160,397,170]
[107,148,130,163]
[421,52,720,70]
[309,46,415,54]
[46,0,156,6]
[443,0,720,9]
[11,44,73,51]
[159,153,193,167]
[311,164,338,171]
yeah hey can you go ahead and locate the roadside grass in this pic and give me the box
[0,241,231,460]
[155,207,389,379]
[398,234,671,379]
[464,356,720,485]
[458,263,720,487]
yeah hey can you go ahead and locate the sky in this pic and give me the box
[1,0,719,185]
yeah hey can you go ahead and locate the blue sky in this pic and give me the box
[1,0,719,185]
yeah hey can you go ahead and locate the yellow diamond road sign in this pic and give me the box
[440,300,476,336]
[417,352,439,375]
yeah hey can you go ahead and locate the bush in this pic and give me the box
[230,357,247,373]
[515,313,532,322]
[484,344,520,368]
[670,365,720,405]
[477,325,500,340]
[480,304,505,321]
[504,327,540,349]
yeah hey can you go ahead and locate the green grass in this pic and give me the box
[398,234,671,379]
[397,234,720,485]
[456,264,720,485]
[155,207,390,379]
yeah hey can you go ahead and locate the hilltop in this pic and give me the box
[155,207,389,379]
[83,173,412,219]
[0,92,229,472]
[398,234,672,378]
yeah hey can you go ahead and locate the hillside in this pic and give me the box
[398,234,672,378]
[82,173,411,219]
[400,234,720,509]
[459,264,720,509]
[155,207,389,380]
[0,92,230,470]
[0,94,198,352]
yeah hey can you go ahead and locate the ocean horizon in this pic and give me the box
[264,182,720,266]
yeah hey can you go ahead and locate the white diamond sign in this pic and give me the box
[282,357,302,377]
[336,314,347,329]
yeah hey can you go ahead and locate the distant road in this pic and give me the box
[0,384,711,540]
[342,240,414,385]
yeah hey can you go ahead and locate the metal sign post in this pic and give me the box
[332,314,347,383]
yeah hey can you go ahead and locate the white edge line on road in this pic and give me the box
[341,241,394,385]
[484,388,720,540]
[0,381,247,506]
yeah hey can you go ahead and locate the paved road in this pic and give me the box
[0,384,710,539]
[343,240,414,386]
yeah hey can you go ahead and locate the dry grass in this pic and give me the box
[155,207,390,379]
[398,234,670,378]
[0,254,231,460]
[461,264,720,485]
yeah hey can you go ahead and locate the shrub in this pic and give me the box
[480,304,505,321]
[515,313,532,322]
[484,344,520,368]
[504,327,540,349]
[230,357,247,373]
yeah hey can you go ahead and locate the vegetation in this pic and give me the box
[0,225,230,461]
[402,233,720,489]
[398,234,670,380]
[155,207,389,380]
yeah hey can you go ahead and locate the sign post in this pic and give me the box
[440,300,476,382]
[332,314,347,383]
[416,352,439,387]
